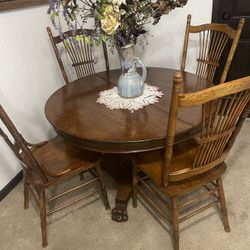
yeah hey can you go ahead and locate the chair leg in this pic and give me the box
[171,197,180,250]
[216,178,231,232]
[132,164,138,208]
[95,164,110,210]
[39,189,48,247]
[23,173,29,209]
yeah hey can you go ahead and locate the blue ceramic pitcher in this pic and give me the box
[117,44,147,98]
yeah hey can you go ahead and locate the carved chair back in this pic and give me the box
[163,73,250,186]
[47,27,110,84]
[0,105,47,182]
[181,15,245,84]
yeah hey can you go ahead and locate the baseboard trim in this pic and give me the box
[0,171,23,201]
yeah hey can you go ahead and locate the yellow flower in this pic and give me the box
[101,5,120,35]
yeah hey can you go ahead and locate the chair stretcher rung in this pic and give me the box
[179,187,218,208]
[137,186,171,223]
[203,185,219,199]
[179,200,219,223]
[141,176,149,180]
[46,188,101,216]
[46,178,98,202]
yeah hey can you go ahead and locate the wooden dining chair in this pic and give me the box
[47,27,110,84]
[0,105,110,247]
[132,72,250,250]
[181,14,245,84]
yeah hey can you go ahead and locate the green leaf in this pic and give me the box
[75,35,83,41]
[95,8,104,20]
[84,35,91,44]
[101,34,107,43]
[63,40,70,48]
[51,12,58,17]
[70,10,77,20]
[94,38,101,46]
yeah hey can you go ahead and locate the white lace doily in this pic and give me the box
[97,84,164,112]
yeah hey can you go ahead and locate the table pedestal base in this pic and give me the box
[112,199,129,222]
[101,154,132,222]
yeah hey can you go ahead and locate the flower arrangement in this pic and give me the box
[48,0,188,49]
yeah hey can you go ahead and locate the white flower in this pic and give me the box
[112,0,126,6]
[113,4,120,12]
[120,9,126,15]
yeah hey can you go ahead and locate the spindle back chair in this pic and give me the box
[132,73,250,250]
[181,14,245,83]
[0,105,110,247]
[47,27,110,84]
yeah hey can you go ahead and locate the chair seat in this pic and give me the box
[32,136,101,177]
[133,141,227,196]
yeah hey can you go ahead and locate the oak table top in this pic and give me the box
[45,67,208,154]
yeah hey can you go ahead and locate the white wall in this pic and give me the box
[0,0,212,190]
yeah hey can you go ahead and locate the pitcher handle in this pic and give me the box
[133,58,147,87]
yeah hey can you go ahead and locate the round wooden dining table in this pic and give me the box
[45,67,208,222]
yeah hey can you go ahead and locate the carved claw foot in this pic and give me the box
[111,200,128,222]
